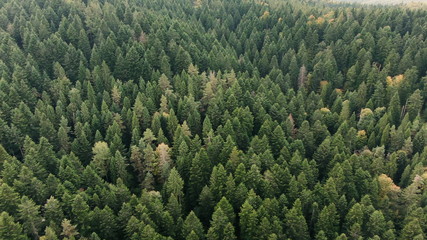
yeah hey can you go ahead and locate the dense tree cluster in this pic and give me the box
[0,0,427,239]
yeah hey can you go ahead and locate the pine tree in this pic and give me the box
[215,197,235,225]
[197,186,215,225]
[175,46,192,74]
[182,211,205,240]
[41,226,59,240]
[210,164,228,201]
[109,150,129,185]
[239,201,258,240]
[189,149,211,206]
[89,206,119,240]
[406,90,423,121]
[91,141,111,178]
[316,203,339,240]
[18,196,42,239]
[71,130,92,164]
[400,218,424,240]
[269,125,286,159]
[0,212,26,240]
[367,210,387,238]
[187,231,200,240]
[13,166,47,204]
[163,168,184,203]
[285,199,310,240]
[124,46,143,81]
[44,196,64,231]
[71,194,90,235]
[207,207,235,240]
[61,219,79,239]
[0,182,20,214]
[344,203,363,233]
[389,92,401,126]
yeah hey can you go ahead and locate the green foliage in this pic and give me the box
[0,0,426,239]
[0,212,27,240]
[285,199,310,240]
[207,207,236,240]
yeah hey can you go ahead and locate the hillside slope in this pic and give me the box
[0,0,426,239]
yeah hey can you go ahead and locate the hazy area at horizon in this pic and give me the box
[330,0,427,5]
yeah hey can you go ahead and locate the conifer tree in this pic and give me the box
[285,199,310,240]
[0,212,26,240]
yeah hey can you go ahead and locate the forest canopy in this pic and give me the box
[0,0,427,239]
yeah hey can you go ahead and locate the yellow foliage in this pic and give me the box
[188,63,199,75]
[357,130,366,137]
[308,12,334,25]
[194,0,202,8]
[378,174,401,199]
[335,88,343,94]
[360,108,373,118]
[278,17,283,22]
[320,80,329,86]
[156,143,171,167]
[386,74,404,86]
[181,121,192,137]
[320,107,330,113]
[61,219,79,238]
[148,190,161,197]
[261,11,270,19]
[316,17,325,25]
[6,23,13,33]
[111,85,121,104]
